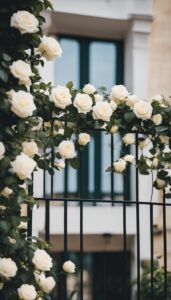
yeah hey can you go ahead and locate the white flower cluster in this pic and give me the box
[113,155,135,173]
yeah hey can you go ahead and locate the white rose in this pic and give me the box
[78,133,90,146]
[160,136,169,144]
[32,249,52,271]
[152,157,159,168]
[39,0,53,7]
[22,141,38,158]
[133,101,152,120]
[146,159,152,168]
[110,125,118,134]
[0,206,6,211]
[58,128,64,135]
[163,147,170,154]
[58,141,76,159]
[18,284,37,300]
[39,274,56,293]
[10,60,33,85]
[156,178,165,189]
[0,142,5,160]
[63,260,76,273]
[37,36,62,61]
[166,169,171,177]
[11,91,36,118]
[138,137,150,149]
[126,95,138,107]
[54,159,65,170]
[11,153,37,180]
[94,94,103,102]
[0,258,17,279]
[50,86,71,109]
[8,237,16,244]
[110,85,129,104]
[113,159,127,173]
[152,114,162,125]
[73,93,93,114]
[6,89,15,99]
[122,133,135,145]
[83,84,96,94]
[1,187,13,198]
[10,11,39,34]
[151,94,163,103]
[32,117,43,131]
[110,101,117,111]
[18,222,27,230]
[92,102,112,122]
[123,154,135,163]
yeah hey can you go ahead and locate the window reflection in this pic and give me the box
[89,41,116,92]
[55,38,80,88]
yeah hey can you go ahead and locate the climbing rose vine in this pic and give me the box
[0,1,75,299]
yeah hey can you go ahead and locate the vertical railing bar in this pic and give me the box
[135,133,140,300]
[27,177,33,237]
[27,206,32,237]
[150,203,154,300]
[111,134,114,206]
[63,147,68,300]
[79,150,84,300]
[163,190,167,299]
[27,47,34,238]
[123,175,127,300]
[103,253,106,300]
[64,160,68,256]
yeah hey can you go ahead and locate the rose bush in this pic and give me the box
[0,1,76,299]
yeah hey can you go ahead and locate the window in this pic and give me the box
[45,36,129,202]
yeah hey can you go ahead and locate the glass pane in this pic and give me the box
[89,41,116,91]
[101,132,123,195]
[55,38,80,88]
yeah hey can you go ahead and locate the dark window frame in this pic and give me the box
[54,34,130,201]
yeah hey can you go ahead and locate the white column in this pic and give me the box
[125,18,152,99]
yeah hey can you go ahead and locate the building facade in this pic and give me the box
[32,0,171,298]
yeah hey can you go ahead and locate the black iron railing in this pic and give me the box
[28,131,170,300]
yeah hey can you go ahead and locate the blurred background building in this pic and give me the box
[32,1,171,299]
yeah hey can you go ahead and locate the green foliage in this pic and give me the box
[140,259,171,300]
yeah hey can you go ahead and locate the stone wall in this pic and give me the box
[149,0,171,97]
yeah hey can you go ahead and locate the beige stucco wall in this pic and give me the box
[149,0,171,268]
[149,0,171,97]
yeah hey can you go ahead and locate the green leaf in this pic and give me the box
[70,157,79,169]
[0,69,8,83]
[69,290,79,300]
[37,159,49,170]
[66,81,73,90]
[2,53,11,62]
[0,221,10,234]
[106,166,112,172]
[124,111,135,122]
[156,126,168,133]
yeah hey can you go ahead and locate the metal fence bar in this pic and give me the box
[135,133,140,300]
[111,134,114,206]
[64,161,68,256]
[34,197,171,206]
[123,175,127,300]
[63,161,69,300]
[150,202,154,300]
[79,151,84,300]
[163,191,168,299]
[27,176,33,237]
